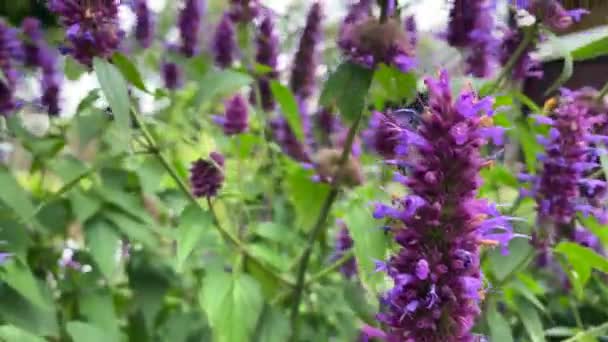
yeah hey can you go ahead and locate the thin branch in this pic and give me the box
[289,114,363,340]
[129,108,294,288]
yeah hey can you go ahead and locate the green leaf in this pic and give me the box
[555,242,608,292]
[343,281,376,322]
[65,56,87,81]
[517,299,546,342]
[104,211,159,249]
[512,281,546,314]
[0,167,40,228]
[79,290,120,340]
[253,306,290,342]
[544,327,576,338]
[572,36,608,61]
[514,118,543,173]
[487,302,514,342]
[86,220,120,279]
[320,62,373,122]
[270,81,304,142]
[66,322,107,342]
[70,189,102,223]
[93,57,131,150]
[112,52,149,93]
[489,237,533,283]
[544,49,573,96]
[0,325,46,342]
[198,69,253,105]
[0,285,58,337]
[176,204,213,272]
[199,272,263,342]
[284,165,330,231]
[0,259,51,310]
[370,64,417,108]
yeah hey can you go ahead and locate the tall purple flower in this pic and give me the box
[254,12,279,111]
[373,70,515,341]
[48,0,124,67]
[0,20,22,116]
[447,0,499,78]
[527,0,588,31]
[520,88,608,246]
[178,0,204,57]
[134,0,154,49]
[499,25,541,80]
[212,13,236,68]
[190,152,224,198]
[213,94,249,135]
[22,18,62,116]
[333,220,357,278]
[289,2,322,99]
[315,107,343,145]
[162,62,183,90]
[228,0,260,23]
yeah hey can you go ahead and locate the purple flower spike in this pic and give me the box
[374,70,515,341]
[254,12,279,111]
[522,89,608,247]
[190,152,224,198]
[333,220,357,278]
[447,0,499,78]
[178,0,204,57]
[134,0,154,49]
[0,20,22,116]
[212,13,236,69]
[162,62,183,90]
[21,18,62,116]
[289,2,323,100]
[269,116,312,163]
[48,0,124,67]
[362,110,409,159]
[215,94,248,135]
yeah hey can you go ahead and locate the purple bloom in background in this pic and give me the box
[48,0,124,67]
[499,27,541,80]
[212,13,236,68]
[0,252,11,264]
[228,0,260,23]
[270,116,312,164]
[254,12,279,111]
[0,20,22,116]
[521,89,608,246]
[333,220,357,278]
[526,0,588,31]
[405,15,417,49]
[134,0,154,48]
[214,94,249,135]
[178,0,204,57]
[315,107,343,145]
[363,110,409,159]
[373,70,516,341]
[447,0,499,78]
[22,18,62,116]
[339,8,416,73]
[162,62,183,90]
[190,152,225,198]
[289,2,322,100]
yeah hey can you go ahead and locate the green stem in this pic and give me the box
[485,25,537,95]
[130,108,294,288]
[597,80,608,102]
[563,321,608,342]
[289,114,363,340]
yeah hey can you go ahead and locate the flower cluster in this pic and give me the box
[22,18,62,116]
[190,152,225,198]
[134,0,154,49]
[332,220,357,278]
[212,13,236,68]
[338,5,416,73]
[289,2,323,100]
[373,70,515,341]
[213,94,249,135]
[447,0,499,78]
[253,12,279,111]
[0,20,22,115]
[178,0,204,57]
[520,88,608,244]
[48,0,124,67]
